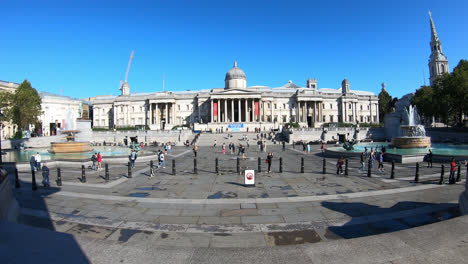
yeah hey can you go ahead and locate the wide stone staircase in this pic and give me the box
[196,132,260,146]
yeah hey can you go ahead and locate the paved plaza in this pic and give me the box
[3,133,468,263]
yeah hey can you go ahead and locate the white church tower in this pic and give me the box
[428,11,449,85]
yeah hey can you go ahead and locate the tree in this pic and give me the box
[11,80,42,130]
[378,87,392,123]
[0,91,14,122]
[411,85,434,125]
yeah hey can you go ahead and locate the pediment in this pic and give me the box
[213,88,259,95]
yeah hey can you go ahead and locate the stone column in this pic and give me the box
[238,99,241,122]
[231,99,234,123]
[375,103,379,123]
[369,99,372,123]
[113,104,117,127]
[251,99,255,122]
[259,100,262,122]
[198,102,201,123]
[224,99,228,123]
[270,101,274,123]
[172,103,176,125]
[165,103,168,126]
[245,99,249,122]
[211,100,214,123]
[217,99,221,123]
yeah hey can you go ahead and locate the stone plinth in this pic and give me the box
[391,137,431,148]
[50,142,91,153]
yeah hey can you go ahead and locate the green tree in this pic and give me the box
[0,91,14,122]
[11,80,42,130]
[378,88,392,123]
[411,85,435,124]
[450,60,468,125]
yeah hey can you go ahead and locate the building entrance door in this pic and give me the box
[307,116,313,128]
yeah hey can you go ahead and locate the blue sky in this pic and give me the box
[2,0,467,99]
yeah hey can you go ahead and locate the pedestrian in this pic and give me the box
[41,163,50,187]
[303,141,307,154]
[336,156,344,175]
[159,151,165,168]
[263,140,267,152]
[213,139,217,148]
[97,152,102,170]
[167,144,172,153]
[238,144,242,156]
[157,150,162,168]
[193,144,198,157]
[129,149,137,168]
[267,152,273,173]
[164,144,168,154]
[232,143,236,154]
[91,153,97,171]
[246,139,250,148]
[449,157,456,184]
[427,149,433,168]
[307,143,311,154]
[241,145,246,160]
[321,143,326,156]
[378,152,384,172]
[369,148,374,169]
[360,152,366,171]
[30,155,36,172]
[35,152,42,171]
[222,143,226,155]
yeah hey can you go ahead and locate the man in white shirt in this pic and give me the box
[35,152,42,171]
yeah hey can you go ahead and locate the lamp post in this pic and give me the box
[0,108,4,166]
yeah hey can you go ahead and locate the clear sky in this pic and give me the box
[2,0,467,99]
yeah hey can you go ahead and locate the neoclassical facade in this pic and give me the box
[92,62,379,131]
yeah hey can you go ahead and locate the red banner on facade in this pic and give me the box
[254,101,259,116]
[213,102,218,116]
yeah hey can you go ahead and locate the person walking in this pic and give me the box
[321,143,326,156]
[336,156,344,175]
[97,152,102,170]
[427,149,433,168]
[307,143,311,154]
[41,163,50,188]
[449,157,456,184]
[222,143,226,154]
[303,141,307,154]
[129,149,137,168]
[35,152,42,171]
[213,140,217,148]
[232,143,236,155]
[369,148,375,169]
[30,155,37,172]
[263,140,267,153]
[241,145,246,160]
[267,152,273,173]
[91,153,98,171]
[159,151,165,168]
[360,152,366,171]
[378,152,384,172]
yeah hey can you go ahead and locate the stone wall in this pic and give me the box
[1,135,67,150]
[0,169,20,222]
[91,130,194,145]
[426,129,468,143]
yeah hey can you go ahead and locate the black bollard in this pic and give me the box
[282,141,285,151]
[31,169,37,191]
[345,159,349,176]
[301,157,304,173]
[414,162,419,183]
[215,158,219,174]
[15,168,20,188]
[390,161,395,179]
[172,160,176,175]
[258,157,262,173]
[149,161,154,178]
[194,159,198,174]
[367,159,372,177]
[279,157,283,173]
[456,164,461,182]
[439,165,444,185]
[57,167,62,186]
[105,163,110,180]
[322,158,326,174]
[236,157,240,173]
[128,162,132,178]
[81,165,86,183]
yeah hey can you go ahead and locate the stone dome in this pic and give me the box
[225,61,246,81]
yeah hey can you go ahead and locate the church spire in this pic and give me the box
[428,11,449,86]
[429,11,439,43]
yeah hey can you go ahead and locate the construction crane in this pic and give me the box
[119,50,134,93]
[124,50,134,83]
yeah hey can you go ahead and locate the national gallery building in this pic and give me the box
[92,62,379,131]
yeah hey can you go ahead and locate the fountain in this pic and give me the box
[391,105,431,148]
[49,111,92,153]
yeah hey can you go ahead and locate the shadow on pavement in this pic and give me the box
[321,200,460,239]
[1,168,91,263]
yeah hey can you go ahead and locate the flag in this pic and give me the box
[213,102,218,116]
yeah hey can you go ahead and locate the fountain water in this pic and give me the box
[391,105,431,148]
[49,110,92,153]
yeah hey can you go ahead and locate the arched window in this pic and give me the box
[441,64,445,73]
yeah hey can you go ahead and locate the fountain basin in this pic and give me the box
[50,142,92,153]
[391,137,431,148]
